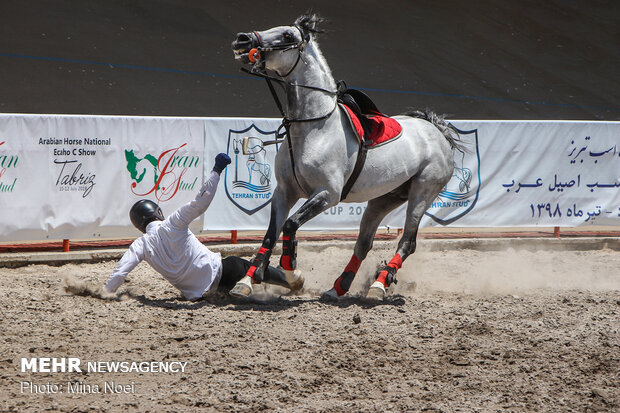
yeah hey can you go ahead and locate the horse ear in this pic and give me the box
[294,13,325,38]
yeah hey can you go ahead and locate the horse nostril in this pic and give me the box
[236,33,251,43]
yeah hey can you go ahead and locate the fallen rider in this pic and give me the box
[103,153,303,300]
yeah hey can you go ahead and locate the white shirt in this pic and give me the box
[105,171,223,300]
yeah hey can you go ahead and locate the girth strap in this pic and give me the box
[341,138,368,201]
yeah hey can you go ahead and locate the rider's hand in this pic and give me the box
[213,153,232,174]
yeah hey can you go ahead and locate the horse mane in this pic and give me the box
[403,109,467,153]
[291,13,336,91]
[294,13,326,37]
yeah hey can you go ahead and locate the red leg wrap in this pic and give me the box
[280,235,297,271]
[246,246,271,281]
[246,265,257,280]
[388,254,403,270]
[344,255,362,273]
[377,254,402,287]
[333,255,361,296]
[280,255,292,271]
[334,277,347,296]
[376,270,388,286]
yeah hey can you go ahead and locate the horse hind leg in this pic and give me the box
[367,179,445,300]
[323,190,407,299]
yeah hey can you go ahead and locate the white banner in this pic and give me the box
[418,121,620,228]
[203,119,620,230]
[0,114,618,242]
[0,114,205,241]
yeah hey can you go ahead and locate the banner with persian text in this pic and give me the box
[202,119,620,230]
[418,121,619,228]
[0,114,618,242]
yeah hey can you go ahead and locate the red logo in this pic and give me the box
[126,143,197,202]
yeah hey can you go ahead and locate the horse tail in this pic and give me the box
[402,109,467,153]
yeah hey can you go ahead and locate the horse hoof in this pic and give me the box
[286,269,304,291]
[366,281,386,300]
[229,276,253,298]
[321,288,340,301]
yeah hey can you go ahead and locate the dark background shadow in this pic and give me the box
[0,0,617,120]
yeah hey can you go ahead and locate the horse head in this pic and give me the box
[232,13,324,76]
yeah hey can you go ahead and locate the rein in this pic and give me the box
[240,67,339,118]
[241,66,340,193]
[239,27,365,200]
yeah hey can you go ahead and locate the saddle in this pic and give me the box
[336,87,403,201]
[337,88,402,146]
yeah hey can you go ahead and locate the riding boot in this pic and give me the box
[263,266,292,289]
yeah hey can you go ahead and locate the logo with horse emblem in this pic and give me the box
[225,124,279,215]
[425,128,481,225]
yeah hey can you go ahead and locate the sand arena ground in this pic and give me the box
[0,238,618,412]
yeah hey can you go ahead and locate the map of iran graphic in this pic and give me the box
[124,143,200,202]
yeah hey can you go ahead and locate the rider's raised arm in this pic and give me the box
[168,170,220,229]
[167,153,231,230]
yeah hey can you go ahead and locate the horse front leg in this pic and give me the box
[278,190,334,286]
[230,188,294,298]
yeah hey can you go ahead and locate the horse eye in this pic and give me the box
[284,32,293,40]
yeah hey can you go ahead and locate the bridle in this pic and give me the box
[247,25,308,77]
[240,25,342,193]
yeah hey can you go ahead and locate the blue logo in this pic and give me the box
[425,128,481,225]
[224,124,279,215]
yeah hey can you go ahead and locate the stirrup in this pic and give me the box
[366,281,386,300]
[230,276,253,298]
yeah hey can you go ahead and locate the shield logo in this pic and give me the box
[425,128,481,225]
[224,124,279,215]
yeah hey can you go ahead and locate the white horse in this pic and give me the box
[230,14,462,299]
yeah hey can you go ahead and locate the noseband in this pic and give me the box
[248,25,308,77]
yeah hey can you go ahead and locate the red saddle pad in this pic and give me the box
[341,104,402,147]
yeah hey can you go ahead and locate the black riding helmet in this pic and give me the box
[129,200,164,233]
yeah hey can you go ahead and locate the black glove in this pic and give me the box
[213,153,231,174]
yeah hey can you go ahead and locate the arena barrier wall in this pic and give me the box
[0,114,618,241]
